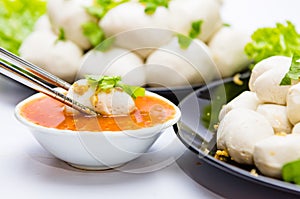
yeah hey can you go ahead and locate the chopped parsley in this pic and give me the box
[177,34,192,49]
[139,0,170,15]
[86,75,145,99]
[189,20,203,39]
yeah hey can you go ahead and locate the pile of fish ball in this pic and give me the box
[19,0,251,86]
[217,55,300,179]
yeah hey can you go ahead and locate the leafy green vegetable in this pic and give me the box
[244,21,300,64]
[86,75,145,99]
[0,0,46,55]
[189,20,203,39]
[282,159,300,184]
[85,0,129,19]
[223,23,231,27]
[176,20,203,49]
[82,22,105,47]
[95,37,115,52]
[280,52,300,85]
[177,34,192,49]
[139,0,170,15]
[56,28,66,42]
[85,6,106,19]
[117,83,146,99]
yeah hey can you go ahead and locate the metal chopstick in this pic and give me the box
[0,47,71,90]
[0,60,97,116]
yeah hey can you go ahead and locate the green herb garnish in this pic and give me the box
[85,0,129,19]
[117,83,146,99]
[244,21,300,65]
[139,0,170,15]
[282,159,300,184]
[95,37,115,52]
[86,75,145,99]
[223,23,231,27]
[82,22,105,47]
[56,28,66,43]
[176,20,203,49]
[177,34,192,49]
[280,52,300,85]
[85,6,105,19]
[0,0,46,55]
[189,20,203,39]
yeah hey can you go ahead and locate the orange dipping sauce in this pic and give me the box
[19,95,176,131]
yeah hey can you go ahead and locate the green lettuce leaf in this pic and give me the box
[244,21,300,64]
[0,0,46,55]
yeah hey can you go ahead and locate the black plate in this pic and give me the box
[174,72,300,196]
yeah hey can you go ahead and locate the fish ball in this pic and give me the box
[145,37,217,87]
[99,2,173,58]
[47,0,95,50]
[218,91,260,121]
[66,79,136,116]
[19,30,83,83]
[286,83,300,125]
[256,104,292,134]
[249,56,291,91]
[208,27,252,77]
[217,108,274,165]
[292,123,300,135]
[78,48,146,86]
[34,15,52,31]
[254,134,300,178]
[168,0,222,42]
[252,67,291,105]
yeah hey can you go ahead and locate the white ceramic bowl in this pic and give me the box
[15,91,181,170]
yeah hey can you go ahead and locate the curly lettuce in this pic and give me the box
[244,21,300,65]
[0,0,46,55]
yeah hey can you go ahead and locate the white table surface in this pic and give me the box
[1,0,300,198]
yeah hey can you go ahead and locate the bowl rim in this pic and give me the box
[15,90,181,137]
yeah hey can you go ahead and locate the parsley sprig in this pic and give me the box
[177,20,203,49]
[55,28,66,43]
[86,0,129,19]
[188,20,203,39]
[177,34,192,50]
[280,52,300,85]
[139,0,170,15]
[86,75,145,99]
